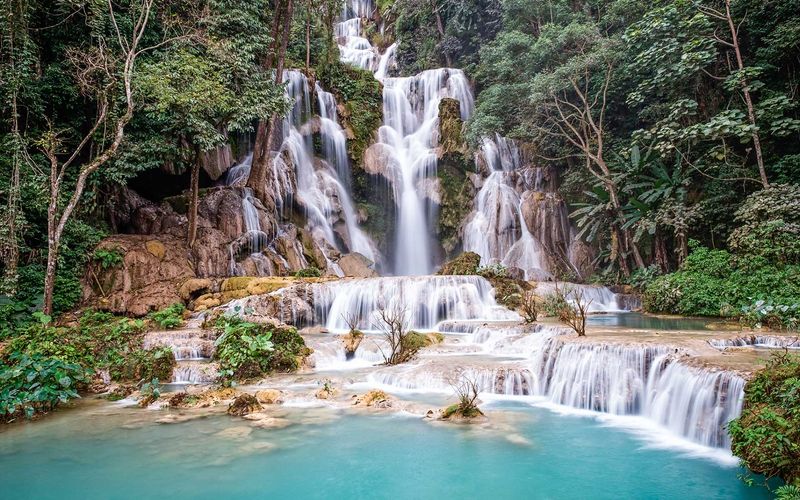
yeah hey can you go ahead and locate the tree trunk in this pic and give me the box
[247,0,293,202]
[724,0,769,188]
[305,0,311,73]
[187,150,201,248]
[654,230,669,273]
[432,0,452,67]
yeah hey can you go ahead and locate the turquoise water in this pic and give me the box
[0,400,766,499]
[587,312,716,331]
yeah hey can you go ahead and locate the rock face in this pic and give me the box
[84,186,337,315]
[83,235,194,316]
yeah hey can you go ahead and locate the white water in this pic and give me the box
[366,325,744,449]
[336,5,474,274]
[709,335,800,349]
[310,275,518,331]
[224,70,378,273]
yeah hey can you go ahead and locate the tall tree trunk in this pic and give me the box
[654,230,669,273]
[724,0,769,188]
[187,149,201,248]
[432,0,452,67]
[305,0,311,73]
[247,0,293,202]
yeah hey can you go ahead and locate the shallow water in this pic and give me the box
[0,400,766,499]
[587,312,715,331]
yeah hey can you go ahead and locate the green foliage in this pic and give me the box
[477,263,508,279]
[138,378,162,407]
[728,184,800,265]
[740,300,799,331]
[148,303,186,330]
[213,315,308,381]
[729,352,800,488]
[294,267,322,278]
[111,346,176,383]
[0,353,91,422]
[92,248,123,269]
[542,293,569,318]
[3,309,153,381]
[643,243,800,318]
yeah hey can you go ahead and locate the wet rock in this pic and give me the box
[338,253,378,278]
[341,331,364,359]
[228,394,263,416]
[437,98,465,156]
[179,278,213,301]
[255,389,284,405]
[82,235,194,316]
[353,390,392,408]
[249,416,293,429]
[315,384,339,400]
[215,425,253,439]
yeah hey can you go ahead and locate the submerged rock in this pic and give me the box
[228,394,263,416]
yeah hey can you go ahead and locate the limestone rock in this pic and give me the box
[179,278,212,301]
[437,97,465,156]
[82,235,194,316]
[338,252,378,278]
[228,394,263,416]
[255,389,284,405]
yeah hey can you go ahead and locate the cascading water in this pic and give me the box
[336,3,473,274]
[225,70,378,274]
[311,275,518,331]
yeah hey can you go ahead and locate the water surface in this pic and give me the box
[0,400,766,499]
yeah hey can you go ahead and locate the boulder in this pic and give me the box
[201,144,234,181]
[227,394,263,416]
[255,389,284,405]
[179,278,213,301]
[363,143,400,183]
[338,252,378,278]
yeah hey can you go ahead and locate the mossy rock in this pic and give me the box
[439,252,481,275]
[227,393,262,416]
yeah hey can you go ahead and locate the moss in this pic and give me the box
[317,61,383,169]
[439,252,481,275]
[227,393,262,416]
[436,152,473,256]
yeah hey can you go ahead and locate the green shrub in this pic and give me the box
[542,293,569,318]
[477,262,509,279]
[111,346,176,382]
[643,242,800,318]
[0,353,91,422]
[1,310,174,392]
[92,248,124,269]
[728,184,800,265]
[148,303,185,329]
[728,352,800,489]
[294,267,322,278]
[213,315,309,381]
[138,378,161,407]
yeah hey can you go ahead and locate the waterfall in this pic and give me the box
[223,70,378,274]
[378,69,474,274]
[709,335,800,349]
[336,3,475,274]
[368,331,744,449]
[310,275,519,331]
